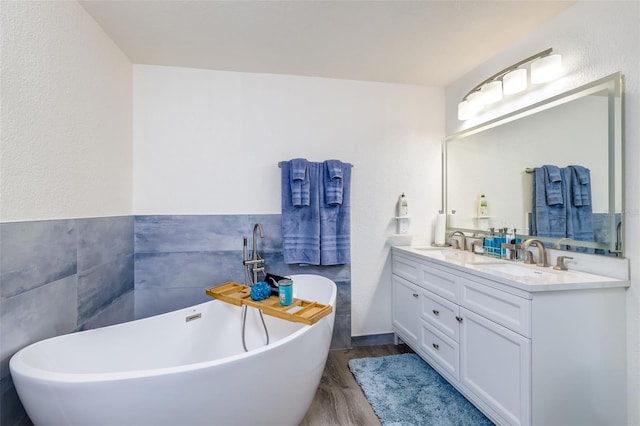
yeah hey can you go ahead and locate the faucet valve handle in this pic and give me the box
[524,251,535,265]
[553,256,574,271]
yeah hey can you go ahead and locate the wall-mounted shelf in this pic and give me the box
[394,216,411,234]
[206,282,332,325]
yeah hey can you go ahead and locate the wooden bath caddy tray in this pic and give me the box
[205,282,332,325]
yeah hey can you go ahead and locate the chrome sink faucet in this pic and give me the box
[522,238,549,267]
[449,230,467,251]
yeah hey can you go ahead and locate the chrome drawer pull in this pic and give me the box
[456,316,463,322]
[412,293,419,298]
[432,343,439,350]
[432,309,440,316]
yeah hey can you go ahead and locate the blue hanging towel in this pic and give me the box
[568,165,591,207]
[290,158,310,207]
[320,161,351,265]
[281,161,321,265]
[543,165,564,206]
[324,159,344,205]
[532,167,566,239]
[564,166,594,252]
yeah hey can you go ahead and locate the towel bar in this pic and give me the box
[278,161,354,168]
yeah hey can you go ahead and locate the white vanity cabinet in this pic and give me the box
[391,275,420,346]
[391,248,627,426]
[458,306,531,425]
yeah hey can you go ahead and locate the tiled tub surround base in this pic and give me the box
[0,216,135,426]
[134,215,352,349]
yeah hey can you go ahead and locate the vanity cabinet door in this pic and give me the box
[391,275,420,346]
[459,307,531,426]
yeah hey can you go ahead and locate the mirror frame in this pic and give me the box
[443,72,624,256]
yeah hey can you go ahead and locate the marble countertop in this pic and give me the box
[392,246,629,293]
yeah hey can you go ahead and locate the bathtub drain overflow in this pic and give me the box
[185,313,202,322]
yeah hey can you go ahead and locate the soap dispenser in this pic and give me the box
[478,194,488,217]
[398,193,409,217]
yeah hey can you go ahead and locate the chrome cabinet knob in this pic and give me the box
[432,309,440,316]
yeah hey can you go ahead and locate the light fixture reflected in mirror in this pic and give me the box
[457,48,562,121]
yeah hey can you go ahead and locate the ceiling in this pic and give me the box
[79,0,574,87]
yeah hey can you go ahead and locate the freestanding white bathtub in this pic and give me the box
[10,274,336,426]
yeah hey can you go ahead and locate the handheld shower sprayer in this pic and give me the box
[243,236,248,263]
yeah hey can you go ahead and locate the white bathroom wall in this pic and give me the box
[0,0,133,222]
[444,2,640,424]
[133,65,444,336]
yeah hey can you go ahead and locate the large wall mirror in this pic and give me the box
[444,72,624,257]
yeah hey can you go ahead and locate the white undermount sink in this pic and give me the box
[415,248,457,255]
[476,263,551,277]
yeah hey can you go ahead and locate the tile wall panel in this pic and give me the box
[0,275,77,379]
[135,251,245,289]
[1,375,29,426]
[0,220,76,299]
[79,290,135,331]
[77,254,134,327]
[135,215,253,253]
[77,216,134,271]
[0,216,134,426]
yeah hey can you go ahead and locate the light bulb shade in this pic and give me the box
[531,54,562,84]
[481,80,503,104]
[458,100,472,121]
[503,68,528,95]
[467,91,484,114]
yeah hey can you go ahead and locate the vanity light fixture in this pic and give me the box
[503,68,527,95]
[530,53,562,84]
[467,91,484,114]
[481,80,503,104]
[458,48,562,120]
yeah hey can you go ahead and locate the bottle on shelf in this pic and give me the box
[478,194,488,217]
[398,193,409,217]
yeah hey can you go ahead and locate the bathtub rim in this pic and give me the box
[10,273,336,384]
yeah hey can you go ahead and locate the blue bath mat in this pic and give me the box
[348,353,494,426]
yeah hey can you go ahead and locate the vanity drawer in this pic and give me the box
[421,290,460,342]
[420,264,460,303]
[421,320,460,380]
[460,278,531,337]
[392,255,420,283]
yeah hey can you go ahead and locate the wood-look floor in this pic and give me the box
[300,344,413,426]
